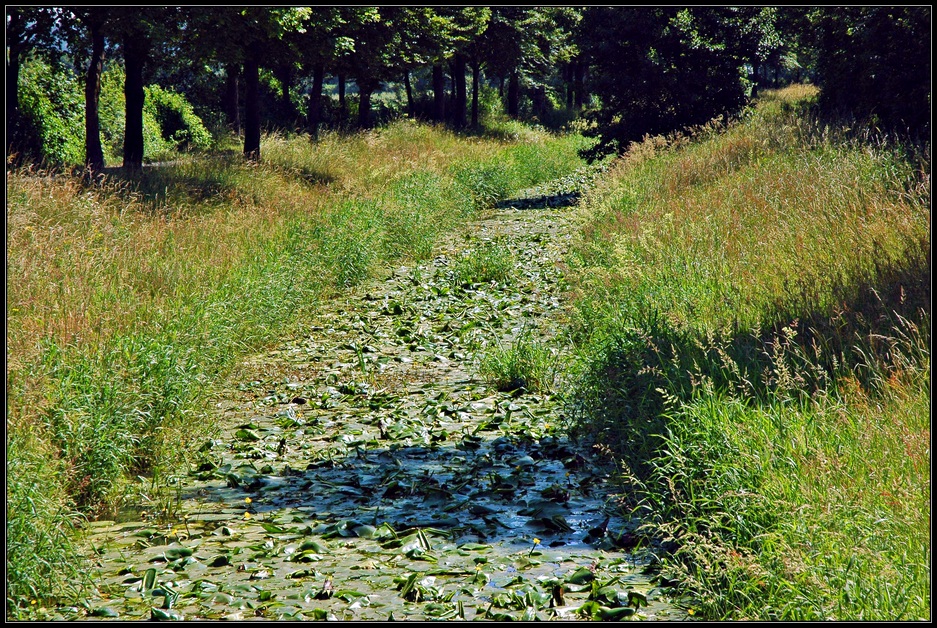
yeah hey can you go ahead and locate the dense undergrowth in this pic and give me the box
[567,84,930,620]
[6,119,591,615]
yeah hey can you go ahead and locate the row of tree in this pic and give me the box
[6,6,930,169]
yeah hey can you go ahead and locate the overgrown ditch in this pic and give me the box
[65,186,686,621]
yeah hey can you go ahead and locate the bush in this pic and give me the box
[144,84,213,153]
[14,57,85,168]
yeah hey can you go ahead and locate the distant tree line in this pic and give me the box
[6,6,930,168]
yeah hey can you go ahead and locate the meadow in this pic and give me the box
[567,84,930,620]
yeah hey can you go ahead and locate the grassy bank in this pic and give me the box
[567,85,930,620]
[6,119,591,614]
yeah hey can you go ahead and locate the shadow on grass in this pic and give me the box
[570,241,930,482]
[97,154,335,210]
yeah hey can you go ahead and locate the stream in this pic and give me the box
[71,190,686,621]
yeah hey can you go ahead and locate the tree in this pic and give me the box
[80,8,107,171]
[476,8,574,121]
[6,7,59,136]
[577,7,751,160]
[95,7,187,170]
[7,7,111,169]
[182,7,310,159]
[806,6,930,136]
[286,7,351,137]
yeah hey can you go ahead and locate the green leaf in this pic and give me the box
[567,566,595,585]
[142,567,158,592]
[90,607,119,617]
[627,590,648,608]
[600,606,636,620]
[164,547,194,559]
[235,429,261,441]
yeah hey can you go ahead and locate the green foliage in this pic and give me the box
[313,199,386,289]
[451,163,513,208]
[451,239,515,286]
[98,65,176,164]
[505,134,593,188]
[577,7,752,160]
[12,58,211,167]
[382,171,472,261]
[6,432,88,613]
[478,327,559,393]
[14,57,85,167]
[144,84,213,152]
[569,87,930,619]
[807,7,930,137]
[98,64,126,164]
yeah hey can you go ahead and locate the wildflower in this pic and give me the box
[245,497,252,504]
[529,537,541,557]
[244,512,251,519]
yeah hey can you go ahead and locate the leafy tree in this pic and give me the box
[80,7,187,170]
[577,7,751,160]
[181,7,310,159]
[15,56,85,167]
[476,8,575,121]
[80,8,107,170]
[285,7,352,136]
[806,6,930,136]
[6,7,60,141]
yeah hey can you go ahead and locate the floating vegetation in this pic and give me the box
[63,198,682,621]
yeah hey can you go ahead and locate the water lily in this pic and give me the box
[529,537,541,557]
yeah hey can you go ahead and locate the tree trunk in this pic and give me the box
[337,74,347,124]
[122,31,147,170]
[224,63,240,135]
[276,64,294,125]
[507,70,520,118]
[84,17,106,171]
[453,53,467,128]
[750,61,760,98]
[565,62,574,109]
[404,71,414,119]
[6,8,22,133]
[358,86,372,129]
[243,46,261,160]
[574,60,586,109]
[432,64,445,122]
[307,64,324,138]
[534,85,547,121]
[471,61,480,128]
[449,61,457,105]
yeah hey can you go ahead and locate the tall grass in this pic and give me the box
[6,120,590,613]
[567,85,930,620]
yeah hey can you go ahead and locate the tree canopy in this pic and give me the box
[6,6,930,168]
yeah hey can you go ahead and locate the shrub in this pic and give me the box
[14,57,85,168]
[144,84,213,153]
